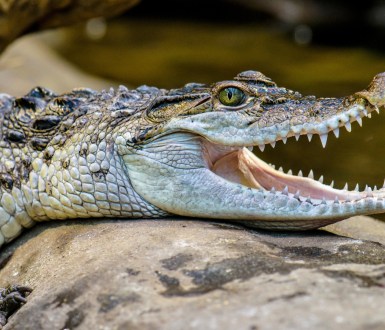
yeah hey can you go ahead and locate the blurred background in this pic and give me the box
[1,0,385,218]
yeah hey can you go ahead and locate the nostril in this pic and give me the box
[355,73,385,107]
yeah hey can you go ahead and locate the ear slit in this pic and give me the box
[146,94,210,122]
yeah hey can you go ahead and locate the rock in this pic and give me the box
[324,215,385,245]
[0,0,139,52]
[0,219,384,330]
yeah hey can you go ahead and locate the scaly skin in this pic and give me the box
[0,71,384,244]
[0,70,384,323]
[0,70,384,241]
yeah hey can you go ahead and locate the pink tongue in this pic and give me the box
[212,151,260,189]
[213,148,362,201]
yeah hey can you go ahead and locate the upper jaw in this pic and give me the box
[170,76,381,152]
[256,72,385,150]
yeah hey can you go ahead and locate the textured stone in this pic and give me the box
[0,218,385,330]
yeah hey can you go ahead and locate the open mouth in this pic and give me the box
[205,114,382,205]
[211,147,366,204]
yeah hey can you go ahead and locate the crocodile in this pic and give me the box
[0,70,384,324]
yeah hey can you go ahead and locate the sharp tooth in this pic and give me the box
[295,134,300,141]
[279,167,284,172]
[354,183,359,191]
[258,144,265,152]
[306,197,312,203]
[319,175,324,183]
[374,185,378,191]
[321,198,327,205]
[270,141,276,148]
[375,108,380,114]
[366,187,373,197]
[282,186,289,195]
[294,190,300,199]
[307,133,313,142]
[333,128,340,138]
[308,170,314,179]
[363,109,368,116]
[330,180,334,188]
[356,117,363,127]
[345,122,352,132]
[270,187,276,194]
[270,164,276,169]
[282,137,287,144]
[334,196,339,204]
[343,183,348,190]
[287,169,293,175]
[319,134,328,148]
[298,170,303,177]
[367,113,372,118]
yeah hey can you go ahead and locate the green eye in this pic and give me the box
[218,87,246,107]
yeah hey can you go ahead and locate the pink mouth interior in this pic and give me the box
[212,148,362,201]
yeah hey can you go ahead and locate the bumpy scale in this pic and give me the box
[0,71,385,323]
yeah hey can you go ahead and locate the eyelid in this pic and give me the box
[212,81,254,95]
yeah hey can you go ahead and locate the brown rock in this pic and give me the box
[0,0,139,52]
[324,216,385,245]
[1,219,385,330]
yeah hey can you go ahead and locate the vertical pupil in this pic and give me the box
[227,89,233,100]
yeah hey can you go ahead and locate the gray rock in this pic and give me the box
[1,219,384,330]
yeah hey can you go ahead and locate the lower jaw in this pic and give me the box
[212,147,382,203]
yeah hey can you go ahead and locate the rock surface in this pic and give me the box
[325,215,385,245]
[0,218,384,330]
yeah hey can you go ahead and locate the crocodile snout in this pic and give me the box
[355,72,385,107]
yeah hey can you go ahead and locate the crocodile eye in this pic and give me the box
[218,87,245,107]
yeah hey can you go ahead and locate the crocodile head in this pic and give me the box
[118,71,385,229]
